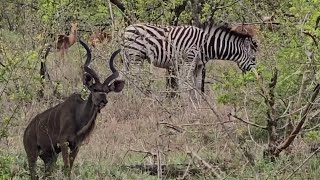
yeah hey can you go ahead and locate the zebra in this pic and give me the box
[121,23,258,96]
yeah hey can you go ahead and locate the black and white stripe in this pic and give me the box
[122,23,258,90]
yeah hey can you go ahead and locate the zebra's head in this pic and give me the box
[204,24,258,72]
[237,37,258,72]
[230,31,258,72]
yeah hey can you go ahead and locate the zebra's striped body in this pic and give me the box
[122,23,257,92]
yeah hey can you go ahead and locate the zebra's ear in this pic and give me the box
[244,38,252,49]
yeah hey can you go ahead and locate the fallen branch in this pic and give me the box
[186,147,222,179]
[127,148,157,158]
[179,121,232,127]
[158,122,185,133]
[121,148,157,165]
[122,163,201,177]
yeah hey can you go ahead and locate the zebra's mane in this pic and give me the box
[202,22,253,40]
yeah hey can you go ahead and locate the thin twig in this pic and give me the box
[156,122,163,179]
[214,0,240,11]
[179,121,232,127]
[107,0,115,40]
[303,122,320,132]
[229,114,267,129]
[242,89,264,149]
[277,105,306,120]
[276,84,320,155]
[180,156,193,179]
[285,147,320,180]
[191,84,256,172]
[302,31,318,47]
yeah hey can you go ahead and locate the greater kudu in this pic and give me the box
[23,40,124,179]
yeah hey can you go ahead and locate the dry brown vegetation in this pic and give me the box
[1,32,319,179]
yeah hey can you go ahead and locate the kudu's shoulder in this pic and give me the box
[66,93,85,102]
[34,93,84,118]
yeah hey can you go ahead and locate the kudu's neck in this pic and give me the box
[76,93,98,136]
[82,93,98,115]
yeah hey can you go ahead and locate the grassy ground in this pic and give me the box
[1,30,320,180]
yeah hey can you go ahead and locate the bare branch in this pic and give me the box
[215,0,240,11]
[303,31,318,47]
[0,62,5,67]
[190,0,204,27]
[275,84,320,155]
[315,16,320,30]
[233,22,281,25]
[285,147,320,180]
[109,0,132,24]
[277,105,305,120]
[170,0,188,26]
[229,114,267,129]
[109,0,125,12]
[7,1,38,11]
[303,122,320,132]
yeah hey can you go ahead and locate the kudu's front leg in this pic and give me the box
[59,141,71,177]
[69,146,79,170]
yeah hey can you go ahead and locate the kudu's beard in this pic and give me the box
[96,102,107,113]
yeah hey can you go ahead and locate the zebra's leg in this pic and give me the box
[201,64,206,93]
[166,67,179,98]
[177,59,198,105]
[189,62,206,105]
[194,63,205,91]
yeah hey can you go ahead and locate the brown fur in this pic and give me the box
[89,29,112,47]
[56,23,78,62]
[23,40,125,180]
[230,24,258,38]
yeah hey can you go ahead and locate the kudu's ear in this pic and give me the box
[83,73,95,88]
[108,80,125,93]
